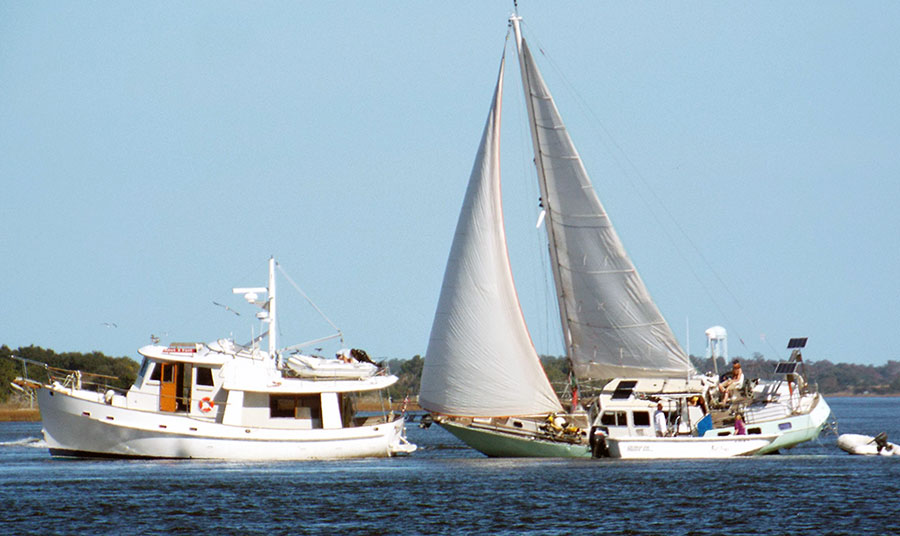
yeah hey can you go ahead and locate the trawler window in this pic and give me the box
[269,394,322,426]
[600,411,627,426]
[632,411,650,427]
[149,363,160,382]
[196,367,214,387]
[138,357,151,380]
[161,364,175,383]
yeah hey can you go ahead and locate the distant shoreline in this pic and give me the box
[0,407,40,422]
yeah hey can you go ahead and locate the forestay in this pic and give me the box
[420,56,564,417]
[515,32,690,380]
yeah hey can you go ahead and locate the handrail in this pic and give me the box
[46,365,119,381]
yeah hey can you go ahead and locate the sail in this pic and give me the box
[420,56,564,417]
[515,33,691,380]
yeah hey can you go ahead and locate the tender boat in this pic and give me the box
[837,433,899,456]
[25,257,415,460]
[286,353,378,380]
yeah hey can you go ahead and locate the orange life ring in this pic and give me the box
[199,397,215,413]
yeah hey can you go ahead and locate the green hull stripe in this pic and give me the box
[440,421,590,458]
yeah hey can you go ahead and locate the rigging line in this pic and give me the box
[522,25,782,359]
[276,263,343,337]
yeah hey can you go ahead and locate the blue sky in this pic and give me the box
[2,2,898,366]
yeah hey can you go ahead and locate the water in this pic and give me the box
[1,397,898,535]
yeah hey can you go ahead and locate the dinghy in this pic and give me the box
[837,432,899,456]
[286,354,378,380]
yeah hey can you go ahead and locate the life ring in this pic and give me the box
[199,397,215,413]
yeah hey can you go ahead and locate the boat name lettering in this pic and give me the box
[164,347,197,354]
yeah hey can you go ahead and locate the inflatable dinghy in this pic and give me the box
[286,354,378,379]
[837,432,899,456]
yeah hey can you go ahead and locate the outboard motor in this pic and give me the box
[874,432,893,453]
[589,426,609,458]
[419,413,434,429]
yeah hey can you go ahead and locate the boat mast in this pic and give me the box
[268,256,278,367]
[509,15,574,362]
[232,257,278,365]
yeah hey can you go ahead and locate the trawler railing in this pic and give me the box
[5,353,126,395]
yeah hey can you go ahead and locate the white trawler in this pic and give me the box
[419,13,831,459]
[28,258,415,460]
[591,335,831,459]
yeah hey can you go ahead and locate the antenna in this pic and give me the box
[232,257,278,366]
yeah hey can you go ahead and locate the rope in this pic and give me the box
[276,263,343,339]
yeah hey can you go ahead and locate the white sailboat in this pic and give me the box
[419,14,831,459]
[24,258,415,460]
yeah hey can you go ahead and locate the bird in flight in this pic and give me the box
[213,301,241,316]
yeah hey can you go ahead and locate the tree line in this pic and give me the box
[380,353,900,399]
[1,345,139,403]
[3,344,899,405]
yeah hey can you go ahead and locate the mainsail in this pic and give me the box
[420,56,564,417]
[511,18,691,380]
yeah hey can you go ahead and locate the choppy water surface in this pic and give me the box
[2,397,899,535]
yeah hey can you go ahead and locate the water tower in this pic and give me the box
[705,326,727,377]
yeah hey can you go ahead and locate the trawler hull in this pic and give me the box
[38,387,410,460]
[439,419,590,458]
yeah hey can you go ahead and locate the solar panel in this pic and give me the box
[787,337,808,349]
[611,380,638,400]
[774,362,799,374]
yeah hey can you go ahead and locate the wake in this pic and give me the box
[0,437,45,448]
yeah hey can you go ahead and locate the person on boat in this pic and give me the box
[654,403,668,437]
[718,360,745,405]
[734,413,747,435]
[689,394,708,414]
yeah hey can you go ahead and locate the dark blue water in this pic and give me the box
[1,397,898,535]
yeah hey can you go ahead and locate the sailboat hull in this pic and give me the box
[742,394,832,454]
[438,420,590,458]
